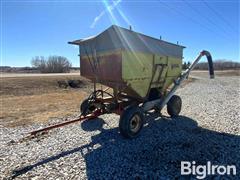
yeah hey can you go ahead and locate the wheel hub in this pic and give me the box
[130,114,141,133]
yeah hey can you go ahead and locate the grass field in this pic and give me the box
[0,75,92,127]
[1,70,239,127]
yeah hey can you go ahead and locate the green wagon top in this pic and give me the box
[69,25,185,59]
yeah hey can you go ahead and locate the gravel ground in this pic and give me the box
[0,75,240,179]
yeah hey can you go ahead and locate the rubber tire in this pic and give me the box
[119,106,144,139]
[167,95,182,117]
[80,99,89,114]
[80,99,96,116]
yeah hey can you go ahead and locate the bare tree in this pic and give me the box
[31,56,46,72]
[31,56,72,73]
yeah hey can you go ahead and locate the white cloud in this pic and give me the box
[90,0,122,28]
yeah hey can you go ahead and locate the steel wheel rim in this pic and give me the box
[130,114,141,133]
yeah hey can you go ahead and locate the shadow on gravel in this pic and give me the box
[12,115,240,179]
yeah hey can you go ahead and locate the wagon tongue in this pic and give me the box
[29,110,102,136]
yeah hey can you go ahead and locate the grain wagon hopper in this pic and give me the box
[30,25,214,139]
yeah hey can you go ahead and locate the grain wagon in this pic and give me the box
[30,25,214,138]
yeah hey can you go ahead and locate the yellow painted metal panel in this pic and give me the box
[122,51,153,97]
[122,51,182,98]
[165,56,182,77]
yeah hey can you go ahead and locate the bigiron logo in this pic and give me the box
[181,161,237,179]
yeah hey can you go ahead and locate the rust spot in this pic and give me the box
[81,52,122,86]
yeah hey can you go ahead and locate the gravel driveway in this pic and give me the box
[1,75,239,179]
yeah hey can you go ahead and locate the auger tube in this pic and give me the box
[142,50,214,112]
[157,50,214,110]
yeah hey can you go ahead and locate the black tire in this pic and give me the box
[167,95,182,117]
[80,99,88,113]
[119,106,144,138]
[80,99,96,116]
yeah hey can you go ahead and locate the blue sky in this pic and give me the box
[1,0,239,67]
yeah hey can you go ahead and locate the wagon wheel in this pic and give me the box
[119,106,144,138]
[167,95,182,117]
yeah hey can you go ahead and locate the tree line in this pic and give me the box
[182,60,240,70]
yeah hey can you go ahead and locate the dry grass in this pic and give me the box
[191,69,240,77]
[0,75,92,127]
[214,70,240,76]
[0,75,91,96]
[1,91,87,127]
